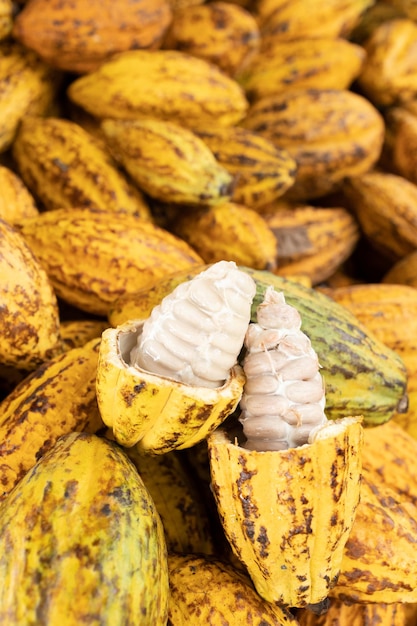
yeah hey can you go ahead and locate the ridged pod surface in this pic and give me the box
[342,170,417,262]
[12,116,150,218]
[0,217,61,369]
[357,18,417,107]
[17,207,203,316]
[60,319,109,352]
[12,0,172,73]
[168,202,278,270]
[67,49,248,128]
[0,41,60,152]
[0,338,104,502]
[101,117,233,207]
[332,466,417,604]
[168,553,298,625]
[208,417,363,608]
[195,125,297,209]
[0,432,169,625]
[109,266,408,426]
[126,446,215,555]
[384,103,417,186]
[239,38,365,101]
[163,1,260,76]
[263,205,360,285]
[256,0,374,41]
[242,88,385,201]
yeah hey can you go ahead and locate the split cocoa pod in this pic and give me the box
[96,261,256,451]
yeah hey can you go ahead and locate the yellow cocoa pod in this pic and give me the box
[357,17,417,107]
[384,102,417,185]
[208,417,363,609]
[67,49,248,128]
[96,319,245,451]
[163,1,260,76]
[297,598,410,625]
[262,205,360,285]
[195,125,297,209]
[242,88,384,201]
[169,202,278,270]
[12,116,151,218]
[332,465,417,603]
[383,249,417,286]
[0,0,12,41]
[0,432,169,625]
[0,338,104,502]
[0,218,61,370]
[0,41,61,152]
[361,420,417,503]
[0,165,39,224]
[350,1,404,43]
[342,170,417,262]
[240,38,365,101]
[167,553,298,625]
[12,0,172,74]
[101,117,233,207]
[257,0,374,41]
[126,446,215,556]
[17,207,203,316]
[60,319,109,351]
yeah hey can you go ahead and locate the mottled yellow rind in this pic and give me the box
[208,417,363,608]
[96,319,245,451]
[168,553,298,625]
[0,432,169,625]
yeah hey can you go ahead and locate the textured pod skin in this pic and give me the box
[361,419,417,504]
[101,117,233,207]
[67,49,248,128]
[168,553,298,625]
[242,88,385,201]
[0,0,13,41]
[60,319,109,351]
[342,170,417,262]
[239,38,365,101]
[263,205,360,285]
[0,218,61,370]
[357,18,417,107]
[0,41,61,152]
[297,598,410,625]
[96,319,245,450]
[0,338,104,502]
[17,207,203,316]
[12,116,150,218]
[168,202,278,270]
[208,417,363,608]
[0,165,39,224]
[257,0,374,41]
[126,446,215,555]
[163,1,260,76]
[383,103,417,186]
[12,0,172,73]
[195,125,297,209]
[0,432,169,625]
[110,266,408,426]
[383,249,417,287]
[331,466,417,604]
[349,2,403,44]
